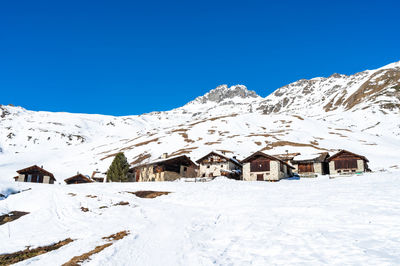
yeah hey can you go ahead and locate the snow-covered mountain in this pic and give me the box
[1,61,400,181]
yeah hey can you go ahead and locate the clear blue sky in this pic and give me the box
[1,0,399,115]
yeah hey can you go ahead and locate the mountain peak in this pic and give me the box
[190,84,261,104]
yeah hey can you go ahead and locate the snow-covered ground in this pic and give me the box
[1,172,400,265]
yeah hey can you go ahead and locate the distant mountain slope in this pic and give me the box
[257,61,400,116]
[1,61,399,180]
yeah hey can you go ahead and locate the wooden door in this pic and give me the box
[257,174,264,181]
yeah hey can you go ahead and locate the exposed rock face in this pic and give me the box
[256,61,400,115]
[0,105,10,118]
[191,85,260,104]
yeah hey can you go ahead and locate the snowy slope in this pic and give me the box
[1,172,400,265]
[1,61,400,181]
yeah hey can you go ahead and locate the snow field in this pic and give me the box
[1,172,400,265]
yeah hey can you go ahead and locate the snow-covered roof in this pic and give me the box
[195,151,242,166]
[292,152,329,163]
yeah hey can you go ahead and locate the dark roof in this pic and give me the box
[16,165,56,180]
[327,150,369,162]
[292,152,330,163]
[131,155,197,170]
[195,151,242,166]
[241,151,295,169]
[64,174,93,184]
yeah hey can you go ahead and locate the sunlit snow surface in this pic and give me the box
[1,172,400,265]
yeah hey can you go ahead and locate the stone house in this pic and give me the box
[241,151,294,181]
[327,150,369,175]
[196,151,242,178]
[291,152,330,177]
[64,174,93,184]
[14,165,56,184]
[130,154,198,182]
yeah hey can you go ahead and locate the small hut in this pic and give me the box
[130,154,198,182]
[327,150,369,175]
[291,152,330,177]
[196,151,242,178]
[64,174,93,185]
[15,165,56,184]
[241,151,294,181]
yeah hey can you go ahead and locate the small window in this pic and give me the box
[183,167,187,171]
[221,165,224,168]
[207,165,210,169]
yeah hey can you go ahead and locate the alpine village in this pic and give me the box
[13,149,370,185]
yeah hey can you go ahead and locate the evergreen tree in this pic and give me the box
[107,152,129,182]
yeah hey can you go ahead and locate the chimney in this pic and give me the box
[162,153,168,159]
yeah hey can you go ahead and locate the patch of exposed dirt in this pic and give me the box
[204,141,221,145]
[246,133,279,140]
[292,115,304,120]
[0,238,73,265]
[334,128,353,132]
[169,147,198,157]
[328,132,347,138]
[102,230,129,241]
[178,132,195,143]
[218,131,230,136]
[81,207,89,212]
[100,152,121,161]
[130,153,151,165]
[361,122,381,132]
[171,128,188,133]
[261,141,329,151]
[254,141,262,146]
[133,138,159,147]
[113,201,129,206]
[126,191,171,199]
[0,211,29,225]
[62,231,129,266]
[86,195,97,198]
[67,193,77,197]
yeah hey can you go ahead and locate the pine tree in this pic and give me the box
[107,152,129,182]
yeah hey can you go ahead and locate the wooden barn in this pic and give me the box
[241,151,294,181]
[327,150,369,175]
[291,152,330,177]
[130,154,198,182]
[64,174,93,185]
[196,151,242,178]
[14,165,56,184]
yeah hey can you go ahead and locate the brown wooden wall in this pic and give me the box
[334,159,357,170]
[250,158,270,172]
[298,163,314,173]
